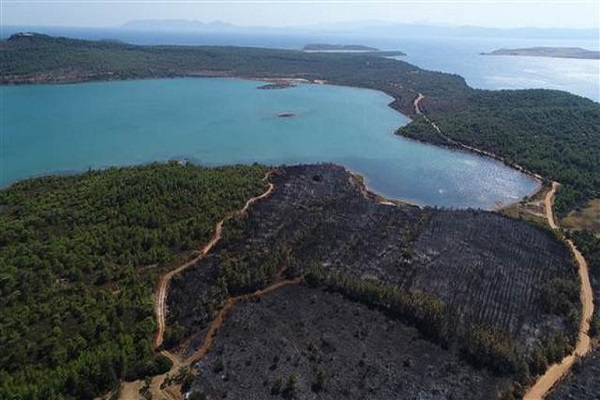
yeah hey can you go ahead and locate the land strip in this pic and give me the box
[413,93,544,183]
[415,93,594,399]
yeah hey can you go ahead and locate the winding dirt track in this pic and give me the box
[413,93,425,115]
[184,277,302,365]
[119,174,276,400]
[524,183,594,399]
[413,94,594,399]
[153,174,274,349]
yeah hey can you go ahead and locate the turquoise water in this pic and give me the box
[1,78,538,208]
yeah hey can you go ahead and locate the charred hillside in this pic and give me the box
[192,284,510,400]
[546,350,600,400]
[167,164,579,399]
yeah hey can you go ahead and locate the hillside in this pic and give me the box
[1,34,599,398]
[168,164,579,399]
[0,164,583,399]
[2,33,598,215]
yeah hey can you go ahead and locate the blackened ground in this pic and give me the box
[546,349,600,400]
[411,210,576,347]
[190,285,510,400]
[169,164,576,356]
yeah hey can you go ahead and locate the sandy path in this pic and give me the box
[120,174,275,400]
[153,175,274,349]
[544,181,560,230]
[185,277,302,365]
[413,93,425,115]
[118,380,143,400]
[523,182,594,399]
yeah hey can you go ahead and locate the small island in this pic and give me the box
[257,82,294,90]
[303,43,379,52]
[481,46,600,60]
[302,43,406,56]
[277,112,296,118]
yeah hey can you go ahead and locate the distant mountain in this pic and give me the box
[120,19,599,40]
[482,47,600,59]
[309,22,599,39]
[122,19,237,32]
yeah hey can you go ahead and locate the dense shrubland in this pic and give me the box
[0,163,267,399]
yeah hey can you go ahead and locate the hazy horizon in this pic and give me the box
[2,1,599,30]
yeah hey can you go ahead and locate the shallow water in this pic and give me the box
[1,78,538,208]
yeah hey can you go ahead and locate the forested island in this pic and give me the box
[482,46,600,59]
[303,43,382,52]
[1,32,600,400]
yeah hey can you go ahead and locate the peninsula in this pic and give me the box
[303,43,379,52]
[481,46,600,59]
[1,33,599,400]
[302,43,406,56]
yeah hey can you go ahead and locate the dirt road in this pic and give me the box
[523,182,594,399]
[544,181,560,230]
[185,277,302,365]
[413,93,425,115]
[153,177,274,349]
[121,175,275,400]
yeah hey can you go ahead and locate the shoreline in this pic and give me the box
[342,165,424,210]
[2,75,541,211]
[408,93,543,207]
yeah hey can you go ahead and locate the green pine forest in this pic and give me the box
[0,163,268,399]
[1,33,600,399]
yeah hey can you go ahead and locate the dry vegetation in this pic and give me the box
[562,199,600,237]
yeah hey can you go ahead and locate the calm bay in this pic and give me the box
[1,78,539,209]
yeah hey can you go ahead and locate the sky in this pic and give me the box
[1,0,599,30]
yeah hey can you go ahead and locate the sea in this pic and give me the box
[2,27,598,208]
